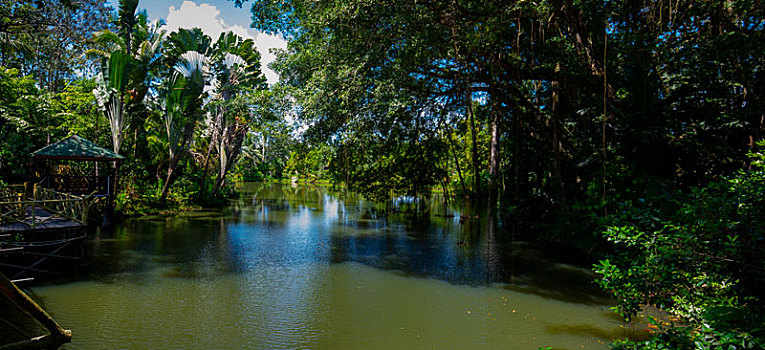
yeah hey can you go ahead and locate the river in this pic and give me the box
[31,183,628,349]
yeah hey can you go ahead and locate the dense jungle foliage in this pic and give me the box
[2,0,765,348]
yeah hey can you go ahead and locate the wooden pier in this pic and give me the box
[0,184,93,232]
[0,184,93,280]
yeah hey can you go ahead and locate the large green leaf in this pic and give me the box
[105,50,132,92]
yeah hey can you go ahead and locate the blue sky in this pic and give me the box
[131,0,287,84]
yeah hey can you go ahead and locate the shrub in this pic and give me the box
[596,145,765,348]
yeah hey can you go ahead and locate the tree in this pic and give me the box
[1,0,112,92]
[200,31,266,197]
[156,29,211,200]
[52,78,108,146]
[596,145,765,348]
[250,0,533,199]
[247,0,765,208]
[242,116,295,180]
[90,0,165,155]
[93,51,132,154]
[0,67,41,181]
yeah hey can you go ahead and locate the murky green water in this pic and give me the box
[31,183,626,349]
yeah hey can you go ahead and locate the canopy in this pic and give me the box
[31,135,124,162]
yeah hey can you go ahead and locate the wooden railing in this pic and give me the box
[0,184,26,202]
[34,187,95,225]
[37,175,111,196]
[0,184,95,229]
[0,184,27,227]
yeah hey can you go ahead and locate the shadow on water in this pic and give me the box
[545,323,627,342]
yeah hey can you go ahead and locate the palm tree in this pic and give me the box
[92,50,131,154]
[88,0,165,152]
[90,0,165,155]
[153,28,212,200]
[157,50,209,200]
[200,32,266,197]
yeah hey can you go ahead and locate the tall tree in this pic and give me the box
[93,50,132,154]
[90,0,165,155]
[201,32,265,197]
[156,28,211,200]
[1,0,112,91]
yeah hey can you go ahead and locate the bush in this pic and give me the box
[596,145,765,348]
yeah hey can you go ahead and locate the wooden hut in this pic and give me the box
[31,135,124,198]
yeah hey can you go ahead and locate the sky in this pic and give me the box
[136,0,288,84]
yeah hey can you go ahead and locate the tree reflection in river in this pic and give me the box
[31,183,625,349]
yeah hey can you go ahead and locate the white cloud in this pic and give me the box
[164,1,287,85]
[254,32,288,84]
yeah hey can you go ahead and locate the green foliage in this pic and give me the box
[51,79,109,145]
[115,176,199,216]
[1,0,112,91]
[596,145,765,348]
[247,0,765,212]
[333,138,447,201]
[0,67,43,181]
[282,143,332,181]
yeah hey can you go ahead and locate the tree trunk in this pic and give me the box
[488,103,500,206]
[211,122,247,197]
[198,141,215,199]
[448,131,468,195]
[133,128,138,159]
[513,107,521,199]
[345,143,350,189]
[159,156,177,201]
[467,91,481,198]
[551,80,564,201]
[199,107,226,199]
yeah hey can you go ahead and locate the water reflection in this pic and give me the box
[82,183,609,304]
[30,183,623,349]
[233,183,607,303]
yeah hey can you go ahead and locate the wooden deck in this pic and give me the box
[1,184,94,233]
[1,185,91,281]
[0,206,84,233]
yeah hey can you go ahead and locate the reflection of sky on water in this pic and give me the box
[323,195,340,225]
[31,183,620,350]
[84,183,606,307]
[219,183,604,301]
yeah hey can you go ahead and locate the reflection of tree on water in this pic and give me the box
[106,183,608,305]
[484,206,502,283]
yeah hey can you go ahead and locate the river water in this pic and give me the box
[31,183,627,349]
